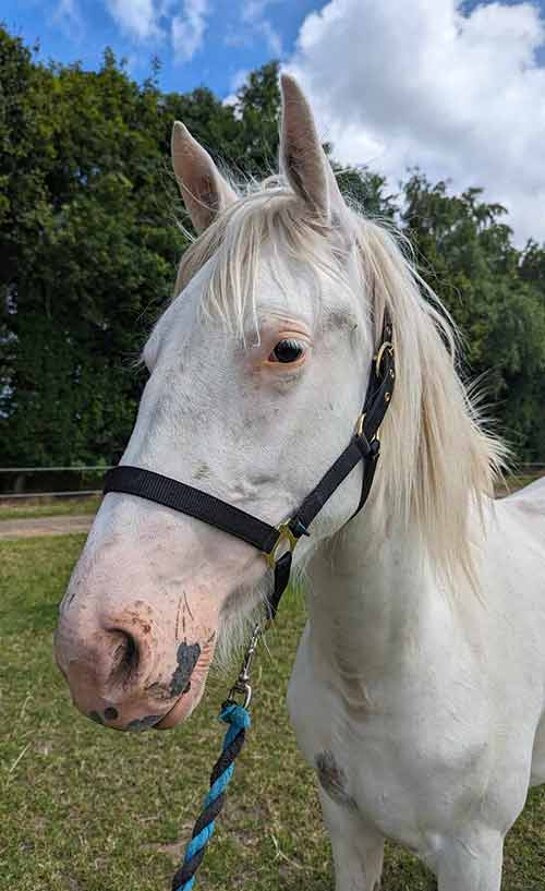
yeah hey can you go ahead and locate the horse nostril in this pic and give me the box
[109,628,140,682]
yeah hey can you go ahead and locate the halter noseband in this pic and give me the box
[103,314,395,620]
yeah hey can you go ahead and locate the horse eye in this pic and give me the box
[269,339,305,364]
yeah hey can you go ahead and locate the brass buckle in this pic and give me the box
[354,413,366,437]
[265,520,299,569]
[375,341,394,377]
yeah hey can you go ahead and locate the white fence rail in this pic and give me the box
[0,466,113,500]
[1,490,103,500]
[1,464,544,501]
[0,466,112,473]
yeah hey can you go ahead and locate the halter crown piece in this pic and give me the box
[102,312,395,891]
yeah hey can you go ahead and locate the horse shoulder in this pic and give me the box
[499,474,545,516]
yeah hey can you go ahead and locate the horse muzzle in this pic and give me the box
[54,593,217,732]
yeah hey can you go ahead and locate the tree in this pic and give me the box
[402,173,545,459]
[1,29,544,466]
[0,34,182,465]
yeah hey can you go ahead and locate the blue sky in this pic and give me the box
[1,0,320,97]
[2,0,545,242]
[2,1,544,95]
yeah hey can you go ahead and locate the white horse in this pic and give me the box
[55,75,545,890]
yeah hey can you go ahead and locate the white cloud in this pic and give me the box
[288,0,545,243]
[172,0,209,62]
[259,18,283,55]
[105,0,162,41]
[225,0,283,55]
[222,68,250,108]
[231,67,253,94]
[103,0,210,60]
[53,0,82,38]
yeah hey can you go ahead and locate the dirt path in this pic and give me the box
[0,514,93,540]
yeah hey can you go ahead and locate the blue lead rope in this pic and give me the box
[171,701,252,891]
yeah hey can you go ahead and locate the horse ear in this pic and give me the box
[279,73,345,221]
[171,122,237,233]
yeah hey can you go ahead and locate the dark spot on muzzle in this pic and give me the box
[104,706,118,721]
[126,714,163,732]
[170,641,201,697]
[315,750,356,809]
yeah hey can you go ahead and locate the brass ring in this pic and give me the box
[264,521,299,569]
[375,341,394,377]
[354,413,366,437]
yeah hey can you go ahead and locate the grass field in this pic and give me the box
[2,536,545,891]
[0,495,101,521]
[0,471,541,523]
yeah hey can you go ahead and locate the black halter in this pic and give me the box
[103,315,395,620]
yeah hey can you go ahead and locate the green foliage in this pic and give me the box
[1,27,544,465]
[0,31,183,465]
[403,174,545,458]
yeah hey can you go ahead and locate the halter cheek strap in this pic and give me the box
[103,314,395,620]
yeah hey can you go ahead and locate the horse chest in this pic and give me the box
[287,624,502,848]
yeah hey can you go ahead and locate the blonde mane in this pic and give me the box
[174,182,506,588]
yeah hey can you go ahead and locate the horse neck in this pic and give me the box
[304,509,441,679]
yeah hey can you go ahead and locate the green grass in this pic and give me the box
[0,496,101,521]
[1,473,542,525]
[2,537,545,890]
[0,473,541,524]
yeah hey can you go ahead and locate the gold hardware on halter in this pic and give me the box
[375,341,394,377]
[354,413,366,437]
[227,622,261,709]
[265,520,299,569]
